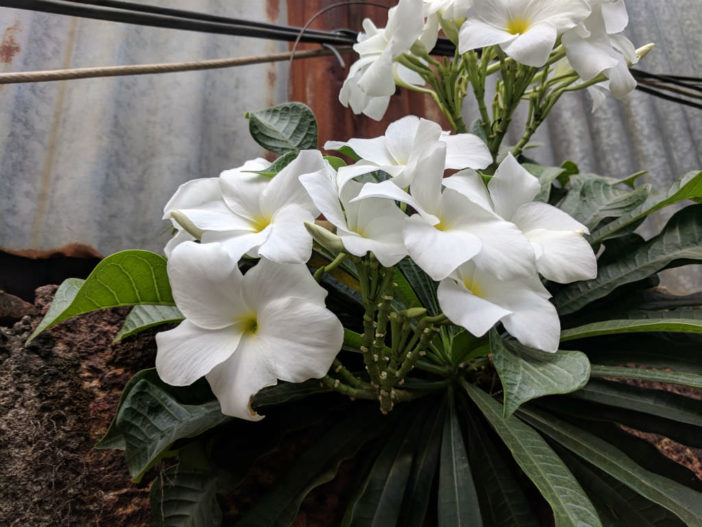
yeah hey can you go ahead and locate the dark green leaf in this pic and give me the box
[324,155,348,170]
[251,380,331,411]
[463,402,539,527]
[462,381,601,527]
[114,305,183,343]
[151,464,221,527]
[554,205,702,315]
[558,173,650,231]
[27,250,173,344]
[398,258,439,316]
[491,330,590,417]
[569,379,702,427]
[246,151,298,177]
[590,171,702,243]
[561,318,702,341]
[344,407,423,527]
[438,398,482,527]
[247,102,318,154]
[590,365,702,390]
[234,405,388,527]
[518,407,702,526]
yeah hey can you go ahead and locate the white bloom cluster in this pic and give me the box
[157,115,595,419]
[341,0,642,120]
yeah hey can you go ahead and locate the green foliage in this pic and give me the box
[114,305,183,342]
[491,330,590,417]
[246,102,318,154]
[246,150,299,177]
[27,250,174,344]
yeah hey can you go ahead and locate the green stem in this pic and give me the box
[313,252,347,281]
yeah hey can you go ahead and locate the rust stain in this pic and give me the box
[30,17,79,248]
[265,0,280,22]
[0,20,21,64]
[0,243,103,260]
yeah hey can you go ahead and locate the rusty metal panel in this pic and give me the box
[0,1,287,255]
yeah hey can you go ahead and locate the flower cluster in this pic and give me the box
[341,0,645,120]
[156,113,596,419]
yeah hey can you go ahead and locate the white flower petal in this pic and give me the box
[438,278,511,337]
[299,169,348,231]
[258,296,343,382]
[156,319,241,386]
[488,153,540,218]
[563,33,619,81]
[501,290,560,352]
[219,159,271,220]
[353,180,438,223]
[162,177,221,221]
[404,215,481,280]
[511,201,588,234]
[262,150,323,214]
[458,18,516,53]
[203,228,270,262]
[327,137,394,166]
[176,203,252,232]
[167,242,243,328]
[242,258,328,309]
[407,141,447,212]
[258,204,315,264]
[442,169,493,212]
[524,229,597,283]
[164,229,194,259]
[502,22,558,67]
[385,115,423,165]
[206,336,277,421]
[441,133,492,170]
[601,0,628,34]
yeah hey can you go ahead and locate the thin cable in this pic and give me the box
[634,84,702,110]
[0,46,353,85]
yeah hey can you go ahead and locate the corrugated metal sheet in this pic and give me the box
[0,1,287,255]
[0,0,700,291]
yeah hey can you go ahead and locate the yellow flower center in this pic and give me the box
[434,217,450,231]
[238,313,259,335]
[506,17,530,35]
[250,215,271,233]
[462,277,484,298]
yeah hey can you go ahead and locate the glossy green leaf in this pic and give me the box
[558,173,650,231]
[462,381,601,527]
[590,171,702,243]
[114,304,183,343]
[251,380,331,411]
[97,372,230,482]
[554,205,702,315]
[344,408,421,527]
[463,403,539,527]
[234,406,387,527]
[247,102,318,154]
[397,399,445,527]
[398,258,439,315]
[561,318,702,341]
[518,407,702,526]
[246,151,299,177]
[590,366,702,389]
[27,250,174,344]
[150,465,221,527]
[438,399,482,527]
[569,379,702,427]
[491,330,590,417]
[556,446,684,527]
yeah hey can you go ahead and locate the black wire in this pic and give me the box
[634,84,702,110]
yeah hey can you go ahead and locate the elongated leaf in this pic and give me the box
[463,403,539,527]
[558,173,650,230]
[569,379,702,427]
[251,379,331,411]
[591,171,702,243]
[398,257,439,315]
[99,374,230,481]
[462,381,601,527]
[561,318,702,341]
[438,399,482,527]
[247,102,318,154]
[114,304,183,342]
[234,405,388,527]
[27,250,173,343]
[491,330,590,417]
[398,399,445,527]
[150,465,221,527]
[590,365,702,389]
[27,277,84,339]
[555,205,702,315]
[344,407,421,527]
[555,446,684,527]
[518,407,702,526]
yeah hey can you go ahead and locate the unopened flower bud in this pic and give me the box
[400,307,427,319]
[305,221,345,252]
[634,43,655,62]
[170,210,204,240]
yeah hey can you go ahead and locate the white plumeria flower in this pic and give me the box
[353,142,535,281]
[156,242,344,421]
[161,158,269,258]
[166,151,325,264]
[424,0,472,20]
[326,115,491,190]
[444,153,597,283]
[339,0,425,119]
[458,0,591,67]
[299,164,408,267]
[438,260,560,352]
[562,0,637,98]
